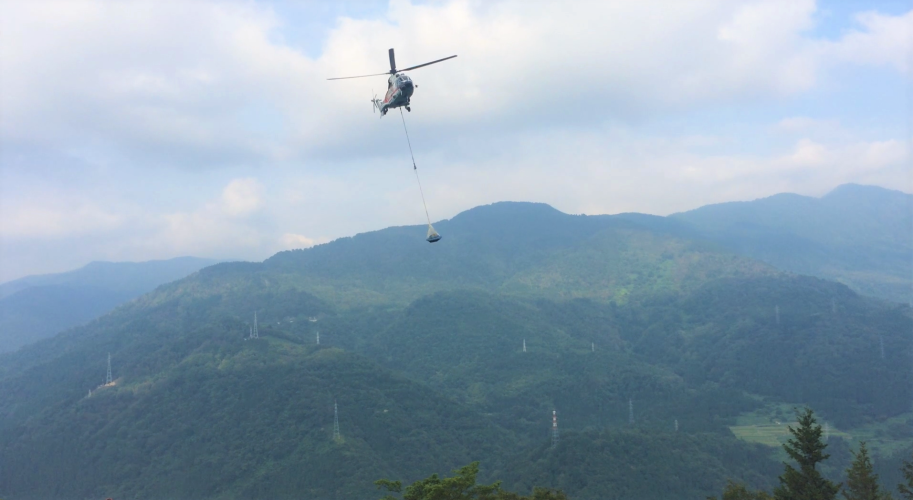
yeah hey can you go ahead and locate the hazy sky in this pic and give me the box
[1,0,910,282]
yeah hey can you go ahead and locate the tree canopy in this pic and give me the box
[774,408,840,500]
[376,462,567,500]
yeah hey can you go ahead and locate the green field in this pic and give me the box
[731,402,913,457]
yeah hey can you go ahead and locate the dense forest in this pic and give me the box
[0,194,910,499]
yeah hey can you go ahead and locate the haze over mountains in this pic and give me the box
[672,183,912,304]
[0,184,909,500]
[0,257,218,353]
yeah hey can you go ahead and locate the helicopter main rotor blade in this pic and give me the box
[327,72,390,80]
[389,48,396,73]
[399,55,457,72]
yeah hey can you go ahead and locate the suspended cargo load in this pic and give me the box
[426,225,442,243]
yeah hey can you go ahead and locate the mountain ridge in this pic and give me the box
[671,183,911,303]
[0,256,220,353]
[0,184,910,499]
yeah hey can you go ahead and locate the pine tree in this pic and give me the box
[899,454,913,500]
[842,441,892,500]
[773,407,840,500]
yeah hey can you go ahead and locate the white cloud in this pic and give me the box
[859,139,907,169]
[775,116,841,134]
[279,233,324,250]
[821,10,913,73]
[784,138,828,167]
[3,0,909,167]
[0,202,124,239]
[221,178,264,216]
[1,0,911,281]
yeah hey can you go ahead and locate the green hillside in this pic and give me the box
[0,199,909,500]
[672,184,912,303]
[0,285,135,352]
[504,429,781,500]
[260,203,771,307]
[0,340,515,500]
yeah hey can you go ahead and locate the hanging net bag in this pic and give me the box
[426,224,441,243]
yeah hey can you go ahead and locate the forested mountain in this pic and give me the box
[0,196,909,500]
[672,184,912,303]
[0,256,218,352]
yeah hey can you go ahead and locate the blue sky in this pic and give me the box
[0,0,910,282]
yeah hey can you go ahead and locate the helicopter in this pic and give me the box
[328,48,456,117]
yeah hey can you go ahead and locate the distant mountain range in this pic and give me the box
[671,183,911,303]
[0,184,909,500]
[0,257,219,353]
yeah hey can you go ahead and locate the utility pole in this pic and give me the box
[333,400,340,442]
[629,398,634,425]
[106,353,112,385]
[523,339,526,353]
[551,410,559,448]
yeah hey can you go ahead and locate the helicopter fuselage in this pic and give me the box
[373,73,414,116]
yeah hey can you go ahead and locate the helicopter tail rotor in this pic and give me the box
[371,92,383,117]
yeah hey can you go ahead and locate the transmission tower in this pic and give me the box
[333,400,341,441]
[824,422,830,442]
[522,339,526,353]
[674,418,679,432]
[252,311,259,339]
[106,353,112,385]
[628,398,634,425]
[317,330,320,345]
[551,410,559,448]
